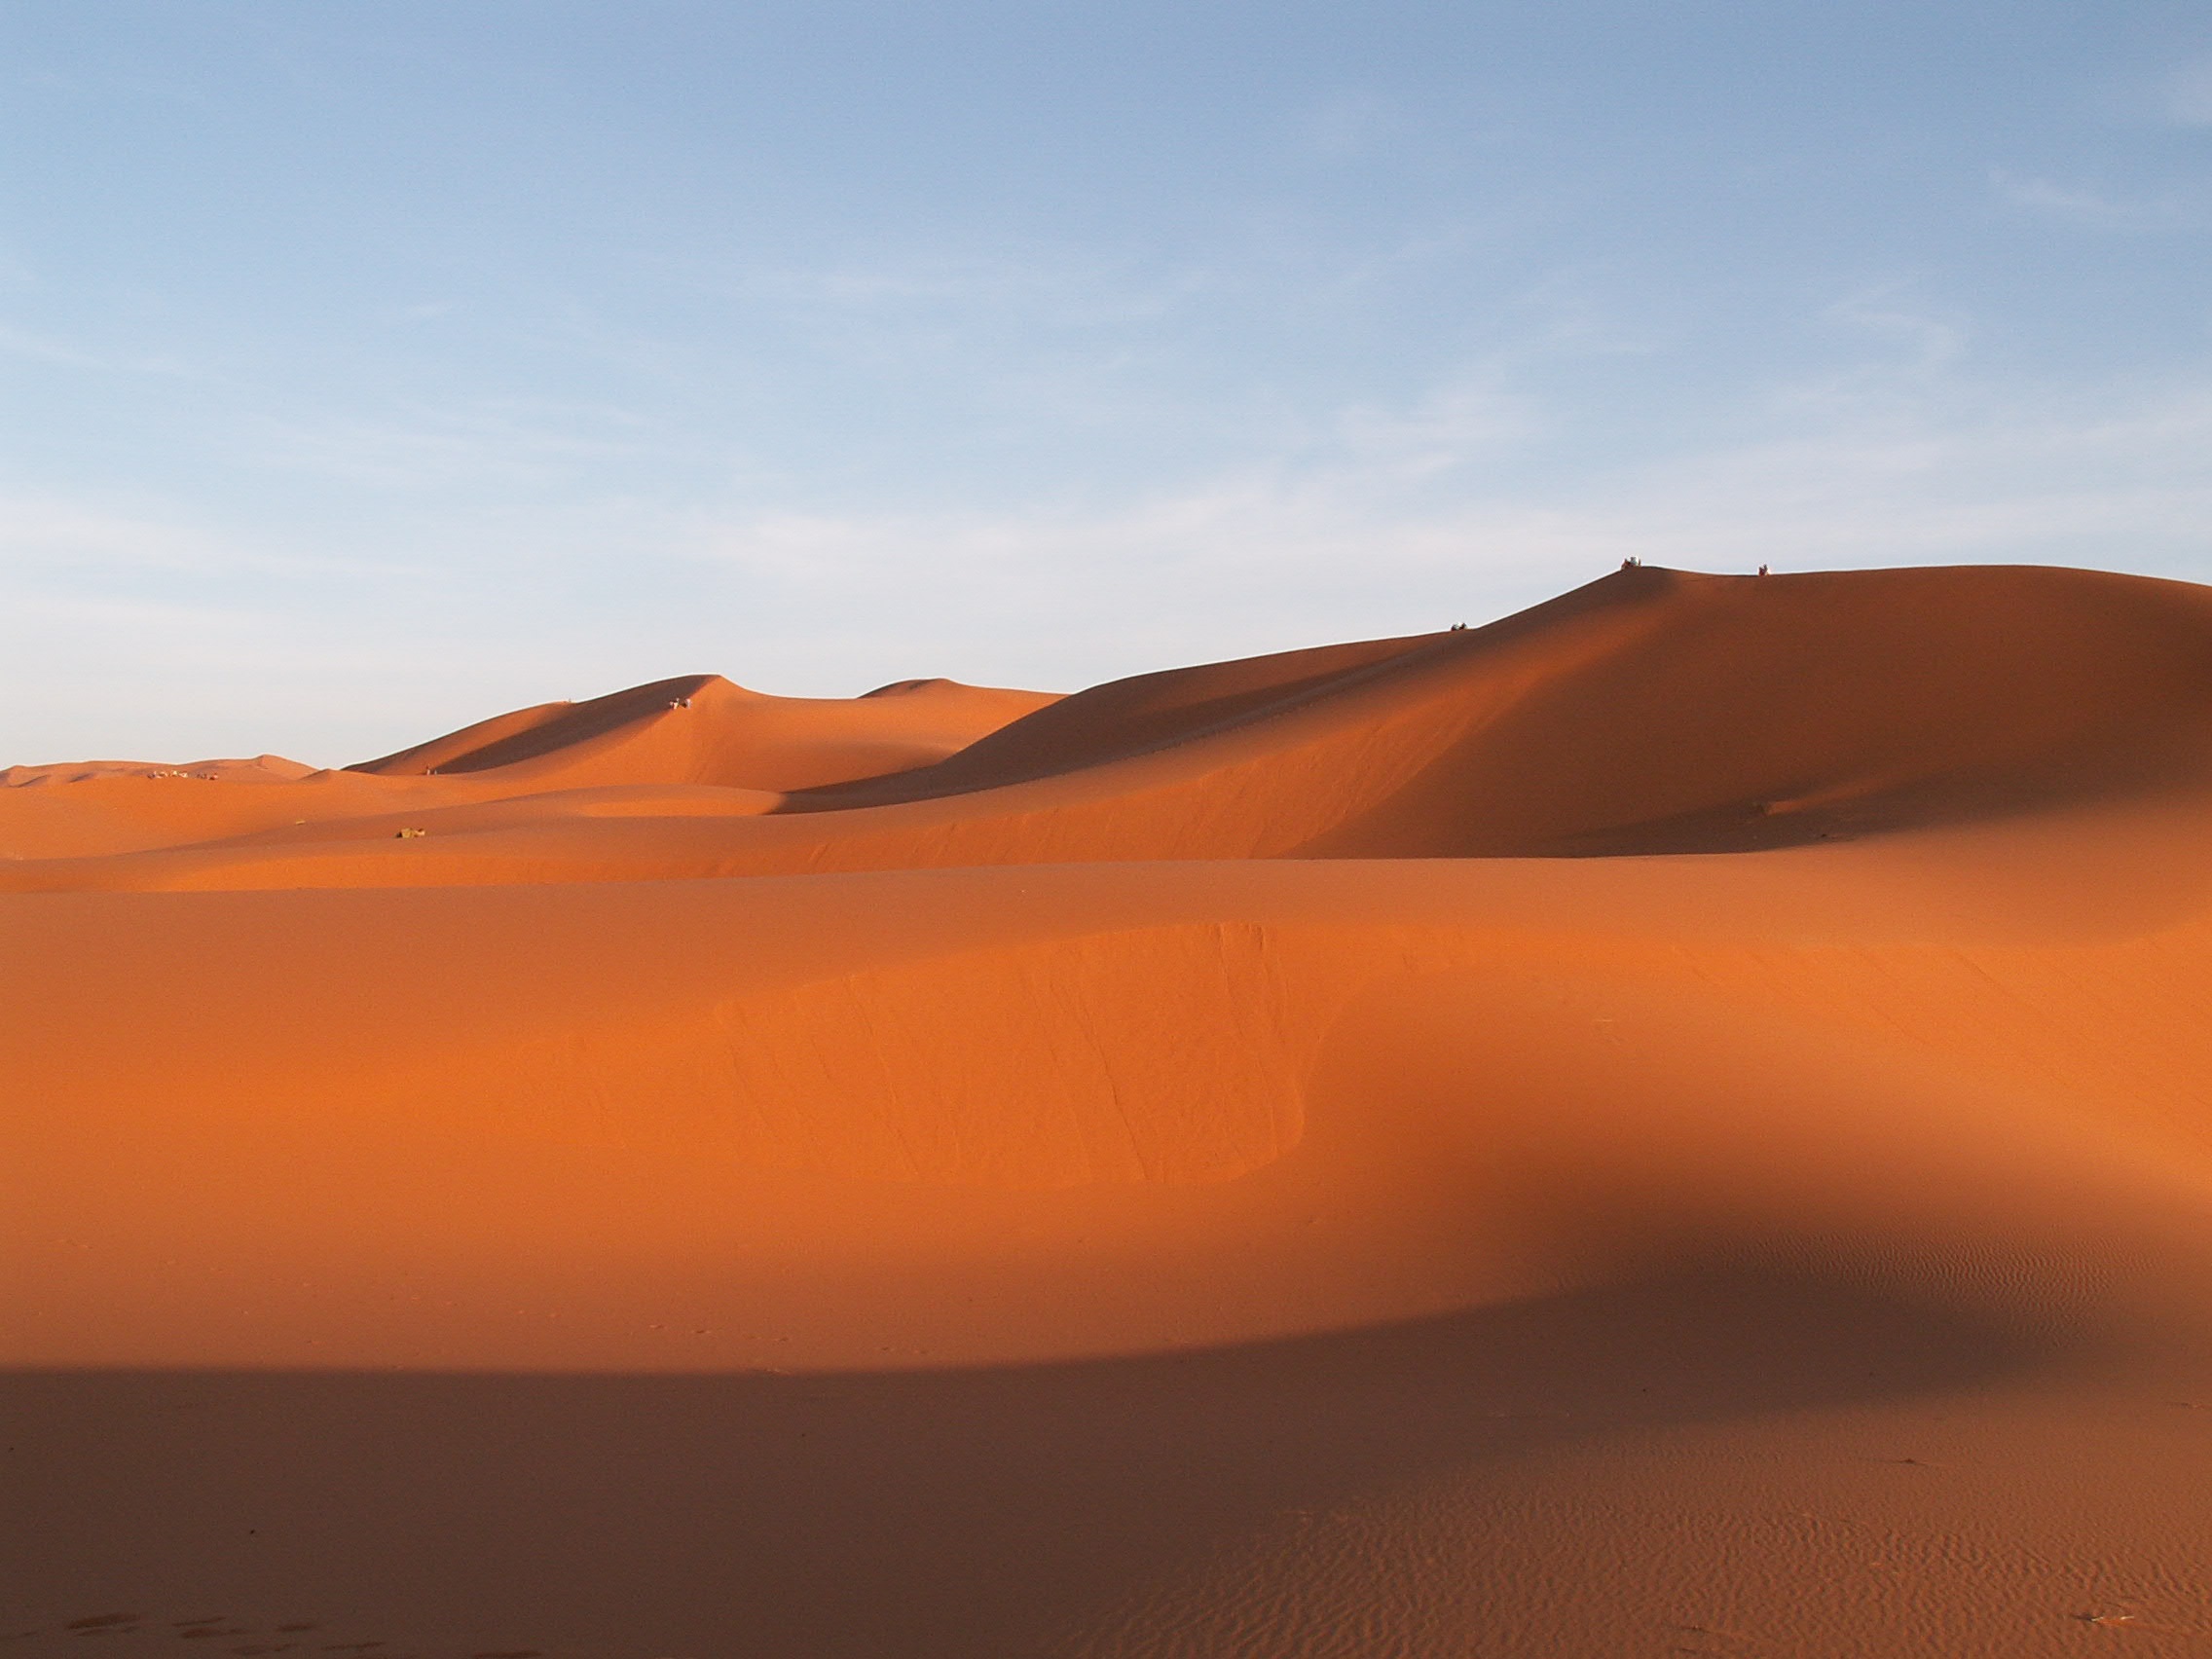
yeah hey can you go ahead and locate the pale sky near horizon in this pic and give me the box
[4,1,2210,765]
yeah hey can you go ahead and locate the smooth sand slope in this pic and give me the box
[6,565,2212,1657]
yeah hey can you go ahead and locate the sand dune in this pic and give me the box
[350,671,1060,792]
[12,564,2212,891]
[6,564,2212,1657]
[0,673,1053,863]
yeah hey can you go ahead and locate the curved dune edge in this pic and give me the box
[9,563,2212,1658]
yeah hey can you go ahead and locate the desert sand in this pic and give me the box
[6,563,2212,1657]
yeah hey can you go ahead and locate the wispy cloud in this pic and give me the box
[1328,380,1536,478]
[1820,283,1969,372]
[0,321,191,376]
[0,486,404,580]
[708,244,1213,334]
[242,398,653,489]
[2161,57,2212,128]
[1303,90,1396,160]
[0,489,221,573]
[1992,170,2195,232]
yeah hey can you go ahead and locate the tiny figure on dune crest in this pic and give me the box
[667,696,691,709]
[1620,557,1641,570]
[394,826,427,839]
[1758,563,1770,575]
[1449,621,1468,631]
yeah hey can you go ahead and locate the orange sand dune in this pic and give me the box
[0,672,1054,862]
[6,564,2212,1657]
[349,671,1060,792]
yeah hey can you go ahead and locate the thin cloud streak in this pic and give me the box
[1992,170,2197,232]
[241,400,655,491]
[0,487,407,580]
[0,321,191,376]
[2162,57,2212,127]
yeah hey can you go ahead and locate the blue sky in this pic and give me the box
[4,1,2210,764]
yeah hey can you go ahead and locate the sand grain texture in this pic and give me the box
[6,565,2212,1657]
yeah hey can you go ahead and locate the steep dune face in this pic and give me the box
[8,564,2212,1658]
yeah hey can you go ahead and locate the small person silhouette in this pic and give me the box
[1757,564,1770,576]
[1620,557,1641,570]
[1449,622,1468,631]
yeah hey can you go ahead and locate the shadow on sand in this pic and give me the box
[1,1262,2049,1659]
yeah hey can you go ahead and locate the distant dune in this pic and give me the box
[7,564,2212,1657]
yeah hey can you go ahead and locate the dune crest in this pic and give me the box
[350,671,1059,793]
[9,564,2212,1658]
[10,564,2212,890]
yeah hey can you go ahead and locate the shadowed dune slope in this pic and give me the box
[8,563,2212,1658]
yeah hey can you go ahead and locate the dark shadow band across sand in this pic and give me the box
[2,1264,2055,1659]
